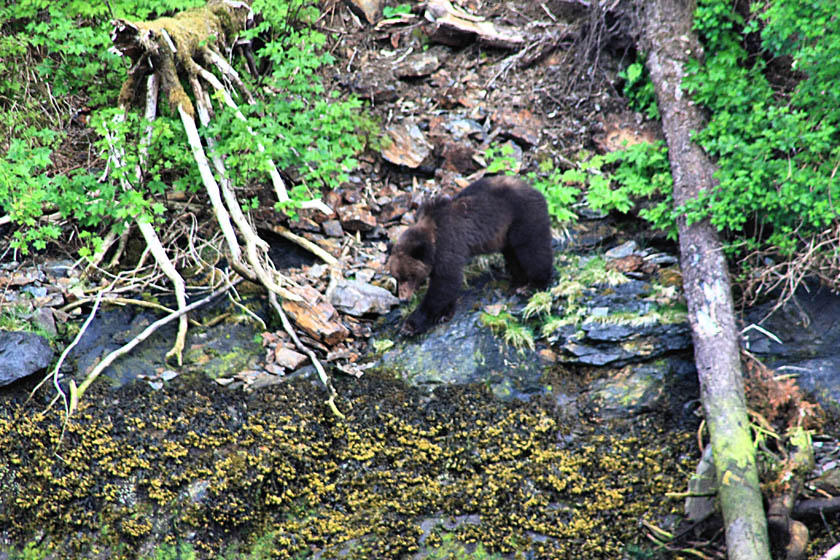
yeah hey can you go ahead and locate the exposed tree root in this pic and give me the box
[268,291,344,420]
[71,279,238,413]
[96,0,344,417]
[100,107,189,366]
[264,223,339,266]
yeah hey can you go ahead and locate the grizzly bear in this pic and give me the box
[388,175,553,334]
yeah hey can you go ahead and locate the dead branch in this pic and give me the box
[71,279,238,413]
[27,283,111,409]
[101,111,190,366]
[264,223,339,266]
[268,290,344,419]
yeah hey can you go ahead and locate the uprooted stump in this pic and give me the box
[79,0,345,417]
[111,0,253,115]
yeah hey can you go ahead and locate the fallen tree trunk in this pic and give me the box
[640,0,771,558]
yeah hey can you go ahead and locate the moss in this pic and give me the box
[1,371,701,558]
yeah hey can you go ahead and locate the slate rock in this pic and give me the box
[377,194,411,224]
[345,0,383,24]
[492,107,543,146]
[440,142,479,174]
[273,346,308,371]
[337,203,377,232]
[0,330,54,386]
[281,285,349,346]
[343,62,399,103]
[382,122,432,168]
[394,51,442,78]
[322,219,344,238]
[605,240,638,259]
[445,118,484,140]
[328,278,399,317]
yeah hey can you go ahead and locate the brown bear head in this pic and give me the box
[388,222,435,300]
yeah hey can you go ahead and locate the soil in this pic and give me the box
[321,0,636,196]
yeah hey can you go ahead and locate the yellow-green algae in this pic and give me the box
[1,372,695,558]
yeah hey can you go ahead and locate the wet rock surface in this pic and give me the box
[381,121,433,169]
[68,302,263,386]
[0,331,54,386]
[328,277,399,317]
[0,368,698,559]
[381,286,551,402]
[743,283,840,411]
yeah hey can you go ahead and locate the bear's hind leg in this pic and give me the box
[502,246,528,285]
[507,224,553,290]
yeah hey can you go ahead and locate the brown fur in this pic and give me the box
[388,176,553,334]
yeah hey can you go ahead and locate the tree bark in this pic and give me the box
[641,1,771,558]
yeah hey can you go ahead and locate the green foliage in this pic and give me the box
[522,290,553,320]
[618,58,659,120]
[383,4,412,19]
[602,0,840,282]
[7,542,51,560]
[425,533,505,559]
[483,143,518,174]
[527,162,580,224]
[0,110,198,255]
[0,0,205,255]
[1,0,373,255]
[563,154,628,215]
[479,308,535,354]
[0,129,63,253]
[208,0,374,215]
[143,542,197,560]
[601,142,675,238]
[484,145,581,224]
[537,255,630,338]
[680,0,840,255]
[0,302,60,340]
[544,145,674,236]
[0,0,208,141]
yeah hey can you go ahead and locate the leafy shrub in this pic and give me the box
[0,111,200,255]
[527,161,581,225]
[0,0,372,255]
[383,4,412,19]
[0,129,63,253]
[682,0,840,255]
[596,0,840,304]
[206,0,374,214]
[618,58,659,120]
[484,144,580,224]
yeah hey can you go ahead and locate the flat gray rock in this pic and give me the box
[0,330,54,386]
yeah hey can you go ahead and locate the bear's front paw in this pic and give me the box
[401,309,432,336]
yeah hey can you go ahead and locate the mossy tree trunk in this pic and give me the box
[641,1,771,558]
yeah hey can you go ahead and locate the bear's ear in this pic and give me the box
[410,243,428,261]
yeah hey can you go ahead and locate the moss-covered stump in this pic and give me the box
[1,372,694,558]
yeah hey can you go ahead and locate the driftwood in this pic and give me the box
[641,0,771,558]
[424,0,526,49]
